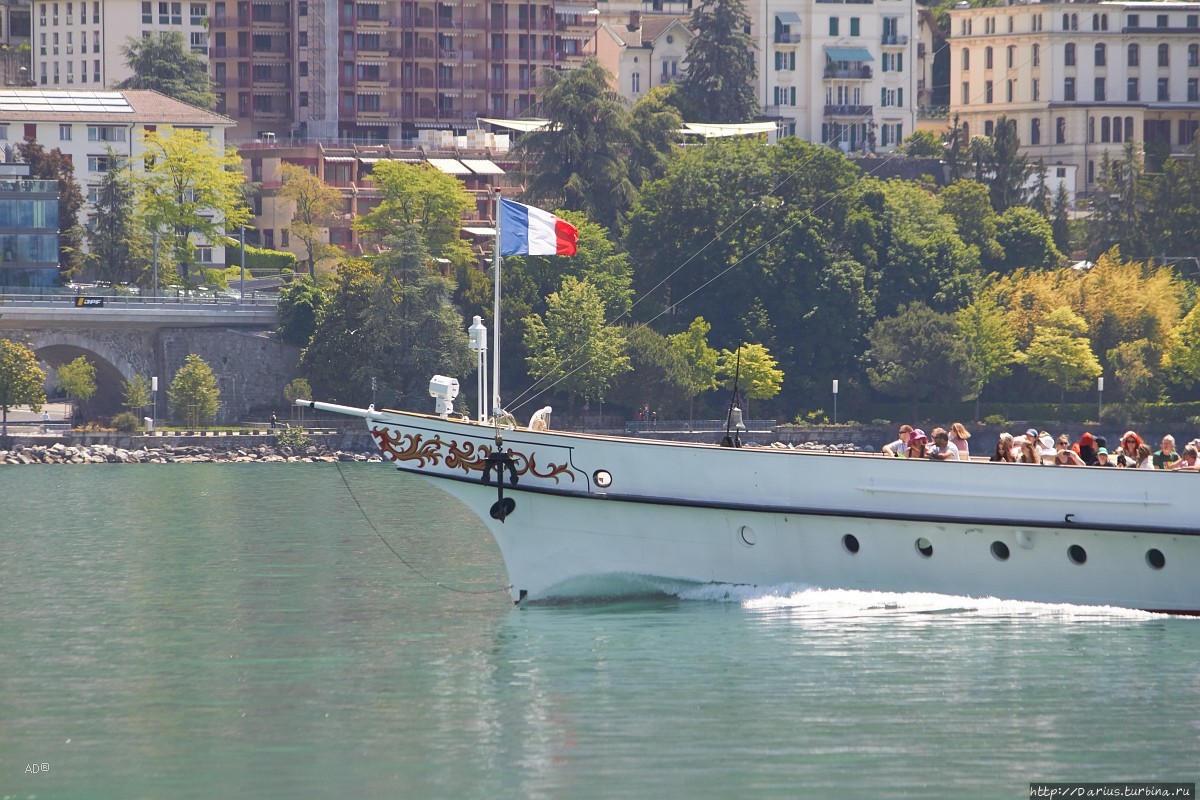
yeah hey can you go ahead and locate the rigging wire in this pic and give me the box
[334,460,513,596]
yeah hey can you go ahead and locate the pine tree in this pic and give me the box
[86,148,149,286]
[168,354,221,427]
[678,0,759,123]
[117,32,216,110]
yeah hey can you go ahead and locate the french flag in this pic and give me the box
[498,198,578,257]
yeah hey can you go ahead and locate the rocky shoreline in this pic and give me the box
[1,442,381,465]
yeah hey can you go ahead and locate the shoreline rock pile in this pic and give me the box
[1,442,381,465]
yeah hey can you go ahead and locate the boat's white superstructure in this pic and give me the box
[301,400,1200,613]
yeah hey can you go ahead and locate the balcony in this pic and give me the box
[824,104,873,116]
[774,33,801,44]
[824,66,872,79]
[881,34,908,45]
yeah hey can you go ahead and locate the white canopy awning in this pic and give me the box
[477,117,553,132]
[681,122,778,138]
[324,156,357,163]
[427,157,471,175]
[462,226,497,236]
[461,158,505,175]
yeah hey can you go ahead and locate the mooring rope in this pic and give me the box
[334,460,512,596]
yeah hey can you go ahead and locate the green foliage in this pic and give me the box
[677,0,759,123]
[283,378,312,405]
[116,31,215,109]
[275,426,313,449]
[56,356,97,407]
[122,375,152,413]
[0,339,47,437]
[111,411,142,432]
[986,116,1033,212]
[300,259,379,405]
[278,279,327,348]
[524,276,631,409]
[629,87,684,189]
[138,127,251,284]
[939,179,1003,268]
[516,58,636,232]
[995,206,1063,271]
[168,354,221,426]
[958,293,1018,404]
[982,413,1009,426]
[607,325,691,418]
[85,147,154,286]
[668,317,720,399]
[225,240,299,273]
[278,163,344,278]
[717,342,783,402]
[1021,307,1103,402]
[354,161,474,258]
[866,302,981,415]
[904,130,944,157]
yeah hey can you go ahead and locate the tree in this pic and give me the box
[904,130,944,157]
[353,160,474,260]
[1085,143,1147,259]
[362,227,474,411]
[56,356,96,424]
[668,316,720,420]
[278,279,327,348]
[137,127,251,284]
[866,303,980,419]
[1143,138,1200,260]
[939,179,1004,269]
[283,378,313,420]
[677,0,758,123]
[168,354,221,427]
[122,375,152,416]
[116,31,215,109]
[300,259,381,405]
[515,58,636,232]
[716,342,782,417]
[1164,303,1200,388]
[995,206,1063,271]
[986,116,1033,212]
[524,276,631,412]
[628,87,683,189]
[1021,307,1103,405]
[85,147,153,286]
[943,115,969,181]
[957,294,1018,420]
[16,141,85,279]
[607,325,691,418]
[0,339,46,438]
[1050,183,1072,257]
[278,163,344,279]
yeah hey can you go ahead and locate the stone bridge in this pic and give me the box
[0,299,294,424]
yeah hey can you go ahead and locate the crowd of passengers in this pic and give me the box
[881,423,1199,470]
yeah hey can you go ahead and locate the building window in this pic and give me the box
[829,17,838,36]
[1158,43,1169,66]
[849,17,859,36]
[1095,43,1106,66]
[1128,44,1139,66]
[87,125,126,142]
[1007,45,1015,68]
[1157,14,1168,28]
[1128,14,1139,28]
[1032,44,1040,66]
[985,80,993,103]
[1190,78,1200,102]
[1190,44,1199,67]
[961,82,970,105]
[1006,79,1013,102]
[1064,43,1075,66]
[1101,116,1111,142]
[961,48,969,70]
[985,46,993,69]
[1158,77,1169,100]
[631,72,640,93]
[1031,118,1041,144]
[1094,77,1105,101]
[1056,116,1066,144]
[984,120,994,136]
[87,155,113,172]
[59,124,72,141]
[1032,79,1040,101]
[1127,78,1139,101]
[1064,77,1075,101]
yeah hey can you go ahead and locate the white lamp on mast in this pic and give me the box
[468,315,488,423]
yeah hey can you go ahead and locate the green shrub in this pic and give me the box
[225,241,298,274]
[111,411,142,432]
[982,414,1009,426]
[276,426,312,449]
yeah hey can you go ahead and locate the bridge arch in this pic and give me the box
[22,330,154,420]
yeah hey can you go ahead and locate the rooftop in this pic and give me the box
[0,90,234,126]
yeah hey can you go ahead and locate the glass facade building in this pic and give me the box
[0,174,60,289]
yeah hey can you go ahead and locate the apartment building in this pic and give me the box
[210,0,595,143]
[0,88,235,264]
[31,0,210,89]
[750,0,917,151]
[949,0,1200,201]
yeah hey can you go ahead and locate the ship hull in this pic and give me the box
[308,402,1200,613]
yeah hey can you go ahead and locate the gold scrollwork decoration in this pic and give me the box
[370,425,579,483]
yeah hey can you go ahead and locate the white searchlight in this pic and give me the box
[429,375,460,418]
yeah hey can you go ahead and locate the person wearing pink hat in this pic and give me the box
[906,429,928,459]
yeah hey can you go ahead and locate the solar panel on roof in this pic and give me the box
[0,89,134,113]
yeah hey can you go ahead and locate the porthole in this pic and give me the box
[1146,548,1165,570]
[991,541,1010,561]
[593,469,613,488]
[915,537,933,558]
[842,534,860,554]
[1068,544,1087,565]
[740,525,756,546]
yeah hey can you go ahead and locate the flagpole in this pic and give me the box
[492,187,503,416]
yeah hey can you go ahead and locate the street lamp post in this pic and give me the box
[239,225,246,303]
[832,379,839,425]
[1097,376,1104,423]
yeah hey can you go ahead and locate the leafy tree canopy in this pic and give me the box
[354,161,474,259]
[116,32,216,110]
[677,0,759,123]
[168,354,221,426]
[278,163,345,279]
[0,339,47,437]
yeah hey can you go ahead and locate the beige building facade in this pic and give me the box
[949,0,1200,201]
